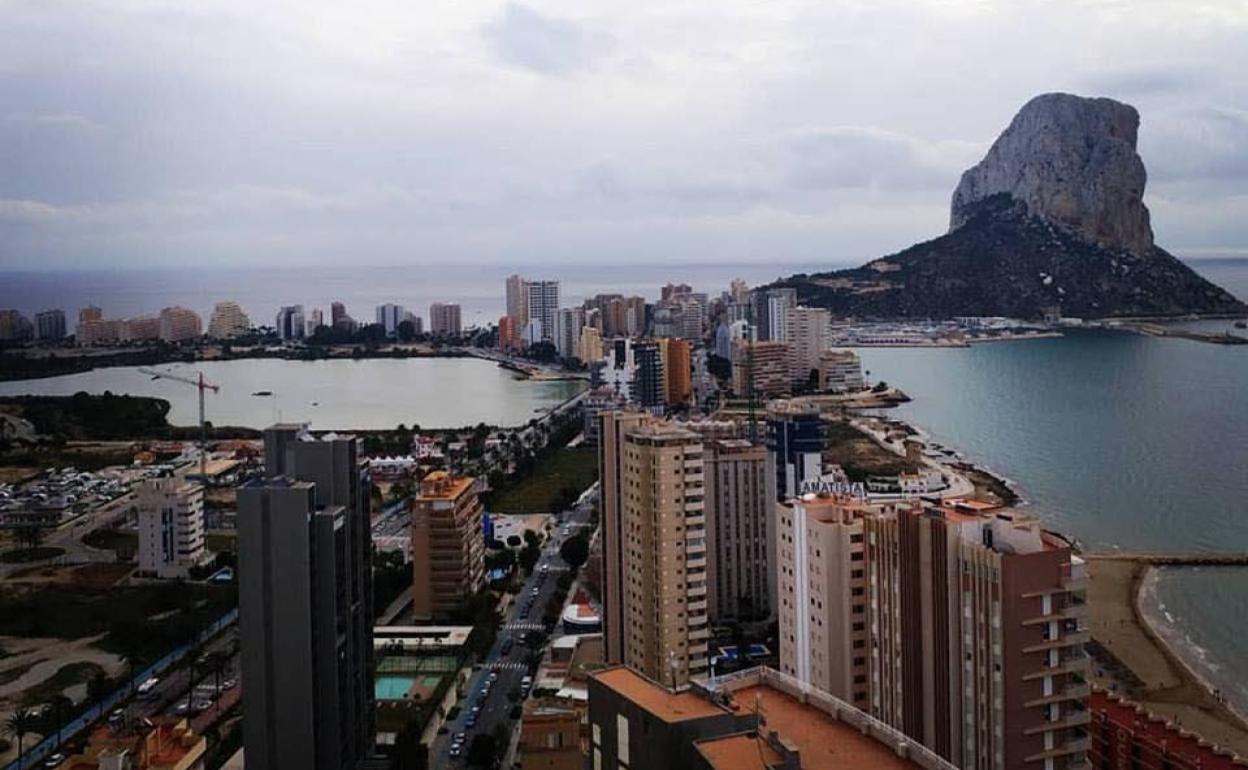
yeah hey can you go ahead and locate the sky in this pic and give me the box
[1,0,1246,272]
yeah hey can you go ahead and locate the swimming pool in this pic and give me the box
[375,676,415,700]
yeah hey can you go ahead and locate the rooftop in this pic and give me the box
[591,667,729,723]
[417,471,476,501]
[696,685,926,770]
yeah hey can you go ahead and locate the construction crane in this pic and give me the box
[139,368,220,483]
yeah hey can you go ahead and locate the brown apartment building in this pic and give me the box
[411,471,485,620]
[731,340,792,398]
[779,493,1090,770]
[703,439,771,623]
[598,409,649,664]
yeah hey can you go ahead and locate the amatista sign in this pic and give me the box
[799,479,868,499]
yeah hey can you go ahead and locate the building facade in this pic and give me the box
[703,439,771,623]
[618,422,709,686]
[158,306,203,342]
[506,273,530,328]
[784,305,831,383]
[34,309,67,340]
[632,340,665,412]
[597,409,648,665]
[731,340,792,397]
[777,491,1091,770]
[136,476,208,579]
[411,471,485,620]
[208,301,250,339]
[429,302,462,337]
[276,305,305,340]
[527,280,560,343]
[238,424,374,770]
[375,303,407,337]
[553,306,586,360]
[661,338,692,409]
[819,349,866,392]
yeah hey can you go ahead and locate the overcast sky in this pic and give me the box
[1,0,1246,272]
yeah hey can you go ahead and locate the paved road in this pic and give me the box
[430,497,595,768]
[0,492,134,578]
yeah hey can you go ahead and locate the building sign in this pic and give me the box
[799,479,867,499]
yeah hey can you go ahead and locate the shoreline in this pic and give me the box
[1136,566,1248,725]
[1086,558,1248,758]
[864,402,1248,753]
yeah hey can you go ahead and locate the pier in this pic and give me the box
[1084,551,1248,567]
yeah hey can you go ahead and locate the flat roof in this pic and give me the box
[591,667,728,723]
[699,685,925,770]
[417,471,475,500]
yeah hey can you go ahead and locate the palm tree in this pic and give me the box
[4,708,36,765]
[46,695,73,750]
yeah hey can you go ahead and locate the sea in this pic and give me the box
[1,257,1247,712]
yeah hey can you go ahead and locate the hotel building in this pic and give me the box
[411,471,485,620]
[428,302,462,337]
[731,340,792,398]
[784,305,831,383]
[208,300,250,339]
[158,306,203,342]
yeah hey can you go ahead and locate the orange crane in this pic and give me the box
[139,368,220,483]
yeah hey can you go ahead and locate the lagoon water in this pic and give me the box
[858,330,1248,713]
[0,357,586,431]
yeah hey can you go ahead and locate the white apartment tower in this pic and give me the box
[137,477,208,579]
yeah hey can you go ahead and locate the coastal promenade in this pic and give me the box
[1087,551,1248,566]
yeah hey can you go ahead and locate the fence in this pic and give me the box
[3,608,239,770]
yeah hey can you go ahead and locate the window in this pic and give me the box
[617,714,630,765]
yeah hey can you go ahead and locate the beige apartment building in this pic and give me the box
[703,439,771,623]
[598,409,648,664]
[158,306,203,342]
[136,476,208,579]
[411,471,485,620]
[731,340,792,397]
[779,492,1090,770]
[617,420,710,686]
[783,305,831,383]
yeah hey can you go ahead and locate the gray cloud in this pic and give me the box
[483,3,608,76]
[0,0,1245,270]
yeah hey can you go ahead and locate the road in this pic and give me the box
[430,495,595,768]
[0,491,134,579]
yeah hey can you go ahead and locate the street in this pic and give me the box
[430,495,595,768]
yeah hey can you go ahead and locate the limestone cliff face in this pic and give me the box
[950,93,1154,256]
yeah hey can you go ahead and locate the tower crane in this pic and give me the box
[139,368,220,483]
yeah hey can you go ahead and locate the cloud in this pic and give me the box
[482,3,608,76]
[4,111,102,132]
[780,127,982,192]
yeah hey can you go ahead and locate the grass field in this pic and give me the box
[487,446,597,514]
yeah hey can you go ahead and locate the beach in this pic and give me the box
[1086,557,1248,758]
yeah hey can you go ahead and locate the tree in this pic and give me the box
[559,534,589,570]
[44,694,74,750]
[14,525,44,551]
[4,708,35,764]
[518,544,540,574]
[396,320,417,343]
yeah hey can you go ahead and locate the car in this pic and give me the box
[137,676,161,695]
[453,732,466,742]
[539,564,549,573]
[471,704,481,714]
[43,753,66,768]
[488,672,499,682]
[531,587,540,596]
[465,714,477,728]
[500,637,513,654]
[449,745,462,757]
[107,708,124,723]
[222,679,238,690]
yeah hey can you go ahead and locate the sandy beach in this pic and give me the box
[1087,557,1248,758]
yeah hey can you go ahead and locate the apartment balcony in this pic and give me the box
[689,642,710,657]
[688,600,708,613]
[1022,604,1089,626]
[687,583,708,597]
[690,626,711,642]
[1023,657,1090,681]
[1024,738,1091,763]
[687,557,708,570]
[1024,684,1091,708]
[685,515,706,528]
[1023,711,1091,736]
[1024,631,1091,654]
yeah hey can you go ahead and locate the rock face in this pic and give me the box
[771,93,1246,319]
[950,93,1153,256]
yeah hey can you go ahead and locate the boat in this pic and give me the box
[251,390,272,397]
[1235,320,1246,330]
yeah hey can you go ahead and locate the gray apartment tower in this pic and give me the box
[238,424,374,770]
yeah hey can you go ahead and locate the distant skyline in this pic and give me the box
[2,1,1247,271]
